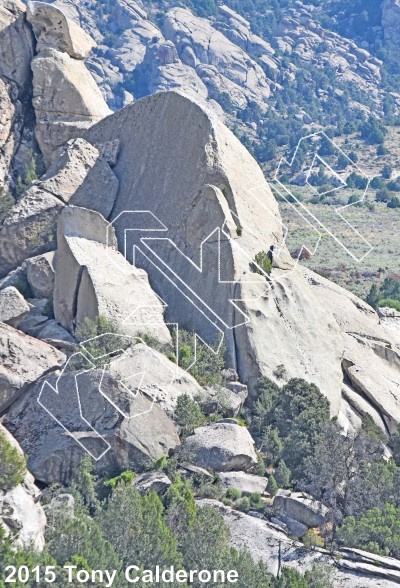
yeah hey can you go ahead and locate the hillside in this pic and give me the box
[0,1,400,587]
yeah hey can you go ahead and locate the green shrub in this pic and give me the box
[251,251,273,276]
[0,187,14,226]
[0,431,26,489]
[268,475,278,497]
[175,394,206,438]
[236,497,251,513]
[250,492,263,507]
[174,330,225,387]
[378,298,400,311]
[338,503,400,558]
[226,487,242,501]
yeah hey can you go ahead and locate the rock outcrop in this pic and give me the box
[106,343,206,417]
[382,0,400,46]
[0,0,35,187]
[200,499,400,587]
[302,268,400,433]
[85,91,344,411]
[219,471,268,496]
[54,206,171,343]
[0,138,118,278]
[273,491,328,529]
[182,422,258,472]
[4,368,180,484]
[163,7,271,110]
[0,322,66,413]
[0,424,46,550]
[26,1,111,165]
[0,286,30,326]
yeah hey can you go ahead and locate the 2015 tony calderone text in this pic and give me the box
[3,565,240,585]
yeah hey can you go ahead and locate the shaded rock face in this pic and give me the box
[0,424,46,551]
[26,251,55,298]
[0,0,35,188]
[273,492,327,529]
[182,422,258,472]
[0,286,30,327]
[85,91,344,412]
[0,322,66,413]
[54,206,171,343]
[26,1,111,166]
[4,369,180,485]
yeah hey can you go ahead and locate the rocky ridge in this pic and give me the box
[40,0,398,122]
[0,2,399,583]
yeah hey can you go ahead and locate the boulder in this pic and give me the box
[271,515,308,538]
[182,422,258,472]
[54,206,171,344]
[219,471,268,496]
[26,251,55,299]
[273,492,328,529]
[85,91,344,411]
[0,187,63,278]
[31,47,111,165]
[44,493,75,519]
[201,384,247,417]
[0,286,30,326]
[0,263,31,297]
[32,319,76,350]
[4,367,180,484]
[0,322,66,413]
[133,471,172,495]
[27,1,96,59]
[106,343,206,416]
[37,138,118,218]
[0,0,33,87]
[0,424,46,550]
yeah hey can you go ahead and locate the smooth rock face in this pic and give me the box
[219,471,268,496]
[31,48,111,164]
[302,268,400,431]
[273,492,327,529]
[0,286,30,326]
[27,1,96,59]
[107,343,205,416]
[26,252,55,299]
[85,91,344,412]
[54,206,171,344]
[182,422,258,472]
[0,424,46,550]
[4,369,180,484]
[0,322,66,413]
